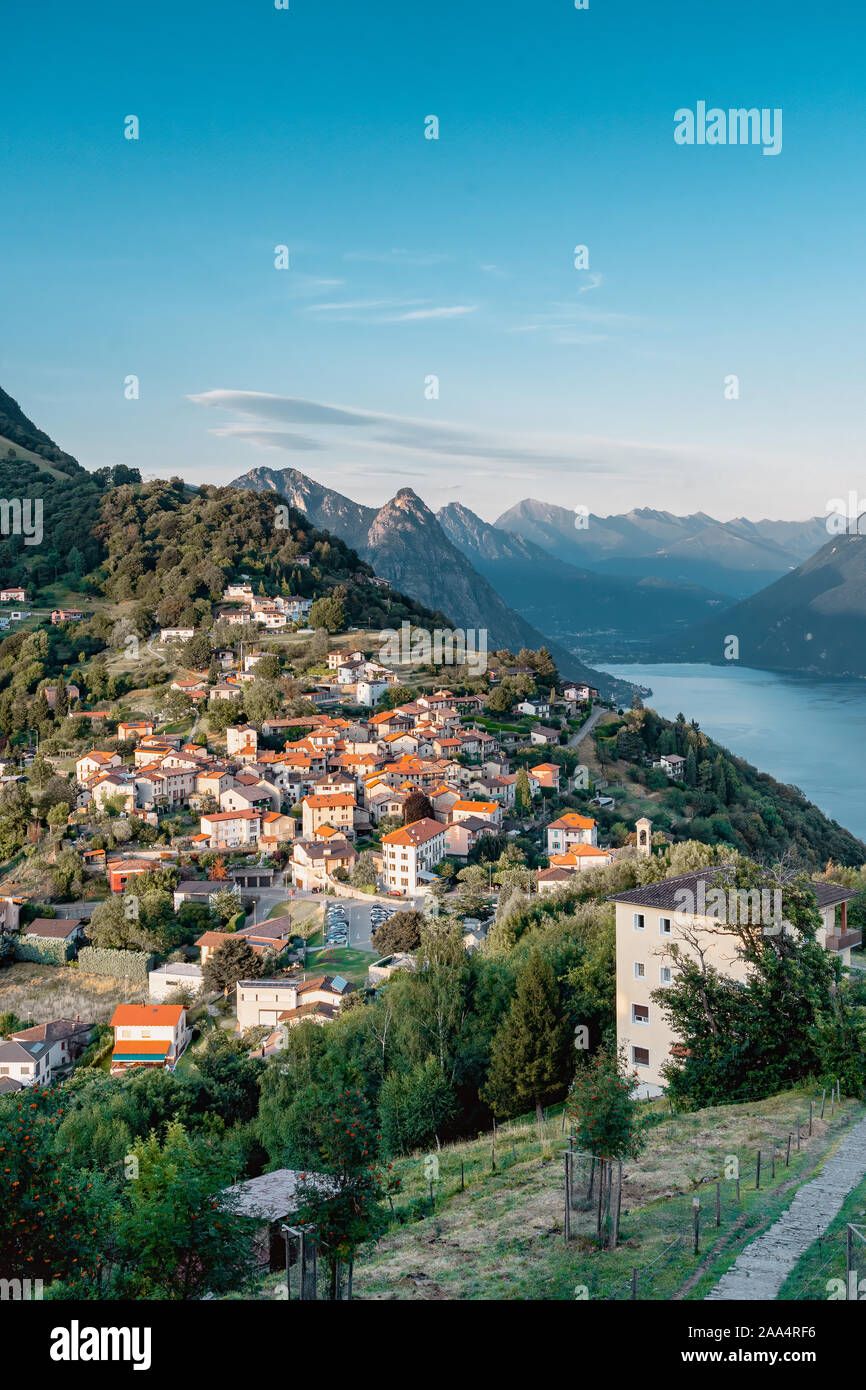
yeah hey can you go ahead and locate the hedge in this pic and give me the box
[13,936,71,965]
[226,910,246,933]
[77,946,154,980]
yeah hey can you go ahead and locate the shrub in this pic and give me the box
[77,946,154,980]
[13,936,71,965]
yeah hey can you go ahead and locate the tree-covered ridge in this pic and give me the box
[593,703,865,870]
[0,459,139,591]
[92,480,451,632]
[0,385,82,472]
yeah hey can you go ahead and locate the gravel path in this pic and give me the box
[706,1113,866,1300]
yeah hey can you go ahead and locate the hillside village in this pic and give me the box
[2,478,866,1305]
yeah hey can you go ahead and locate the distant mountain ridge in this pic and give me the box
[229,465,633,699]
[494,499,828,598]
[660,533,866,678]
[436,500,731,645]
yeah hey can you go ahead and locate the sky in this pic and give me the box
[1,0,865,521]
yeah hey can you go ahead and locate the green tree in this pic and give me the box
[110,1123,256,1300]
[403,791,434,825]
[308,592,346,634]
[350,850,379,890]
[483,950,572,1121]
[202,935,262,996]
[87,894,157,950]
[372,909,425,955]
[378,1057,457,1155]
[292,1087,401,1299]
[515,767,532,814]
[210,888,242,925]
[567,1046,646,1159]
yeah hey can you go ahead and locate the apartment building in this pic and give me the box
[301,792,355,839]
[200,808,262,847]
[611,868,860,1097]
[381,817,446,893]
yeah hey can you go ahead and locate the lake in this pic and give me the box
[602,662,866,843]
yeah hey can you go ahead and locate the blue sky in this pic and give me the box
[2,0,864,519]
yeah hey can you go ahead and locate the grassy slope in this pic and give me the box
[343,1090,865,1301]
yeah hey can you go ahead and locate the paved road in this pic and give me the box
[567,705,608,751]
[706,1111,866,1301]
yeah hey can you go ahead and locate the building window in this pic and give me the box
[659,966,672,986]
[632,1004,649,1025]
[659,917,672,935]
[634,962,645,979]
[632,1046,650,1068]
[633,913,645,931]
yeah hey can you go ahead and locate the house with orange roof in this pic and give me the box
[536,866,576,894]
[290,837,358,890]
[444,815,497,858]
[260,810,297,843]
[75,749,122,784]
[546,811,598,855]
[90,773,136,814]
[117,720,154,741]
[226,724,258,761]
[301,792,355,840]
[107,858,157,893]
[549,844,614,873]
[110,1003,190,1074]
[530,761,561,792]
[200,808,263,848]
[450,798,503,829]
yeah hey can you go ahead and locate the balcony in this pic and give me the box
[825,930,862,952]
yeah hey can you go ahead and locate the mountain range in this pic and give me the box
[436,501,730,654]
[229,465,634,699]
[494,499,828,599]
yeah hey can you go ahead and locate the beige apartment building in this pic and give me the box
[611,867,859,1097]
[301,792,355,839]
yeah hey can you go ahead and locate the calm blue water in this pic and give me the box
[602,663,866,843]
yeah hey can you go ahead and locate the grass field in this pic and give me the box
[306,945,375,987]
[266,900,322,936]
[345,1088,865,1301]
[0,960,146,1023]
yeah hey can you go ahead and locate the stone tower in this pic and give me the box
[636,816,652,858]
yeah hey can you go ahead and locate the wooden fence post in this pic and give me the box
[756,1150,761,1190]
[693,1197,700,1255]
[786,1134,791,1166]
[716,1181,721,1227]
[820,1088,827,1119]
[611,1160,623,1250]
[564,1153,571,1243]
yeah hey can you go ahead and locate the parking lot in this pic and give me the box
[323,899,399,953]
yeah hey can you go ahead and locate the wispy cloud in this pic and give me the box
[188,389,710,484]
[386,305,477,322]
[579,272,604,294]
[305,299,424,314]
